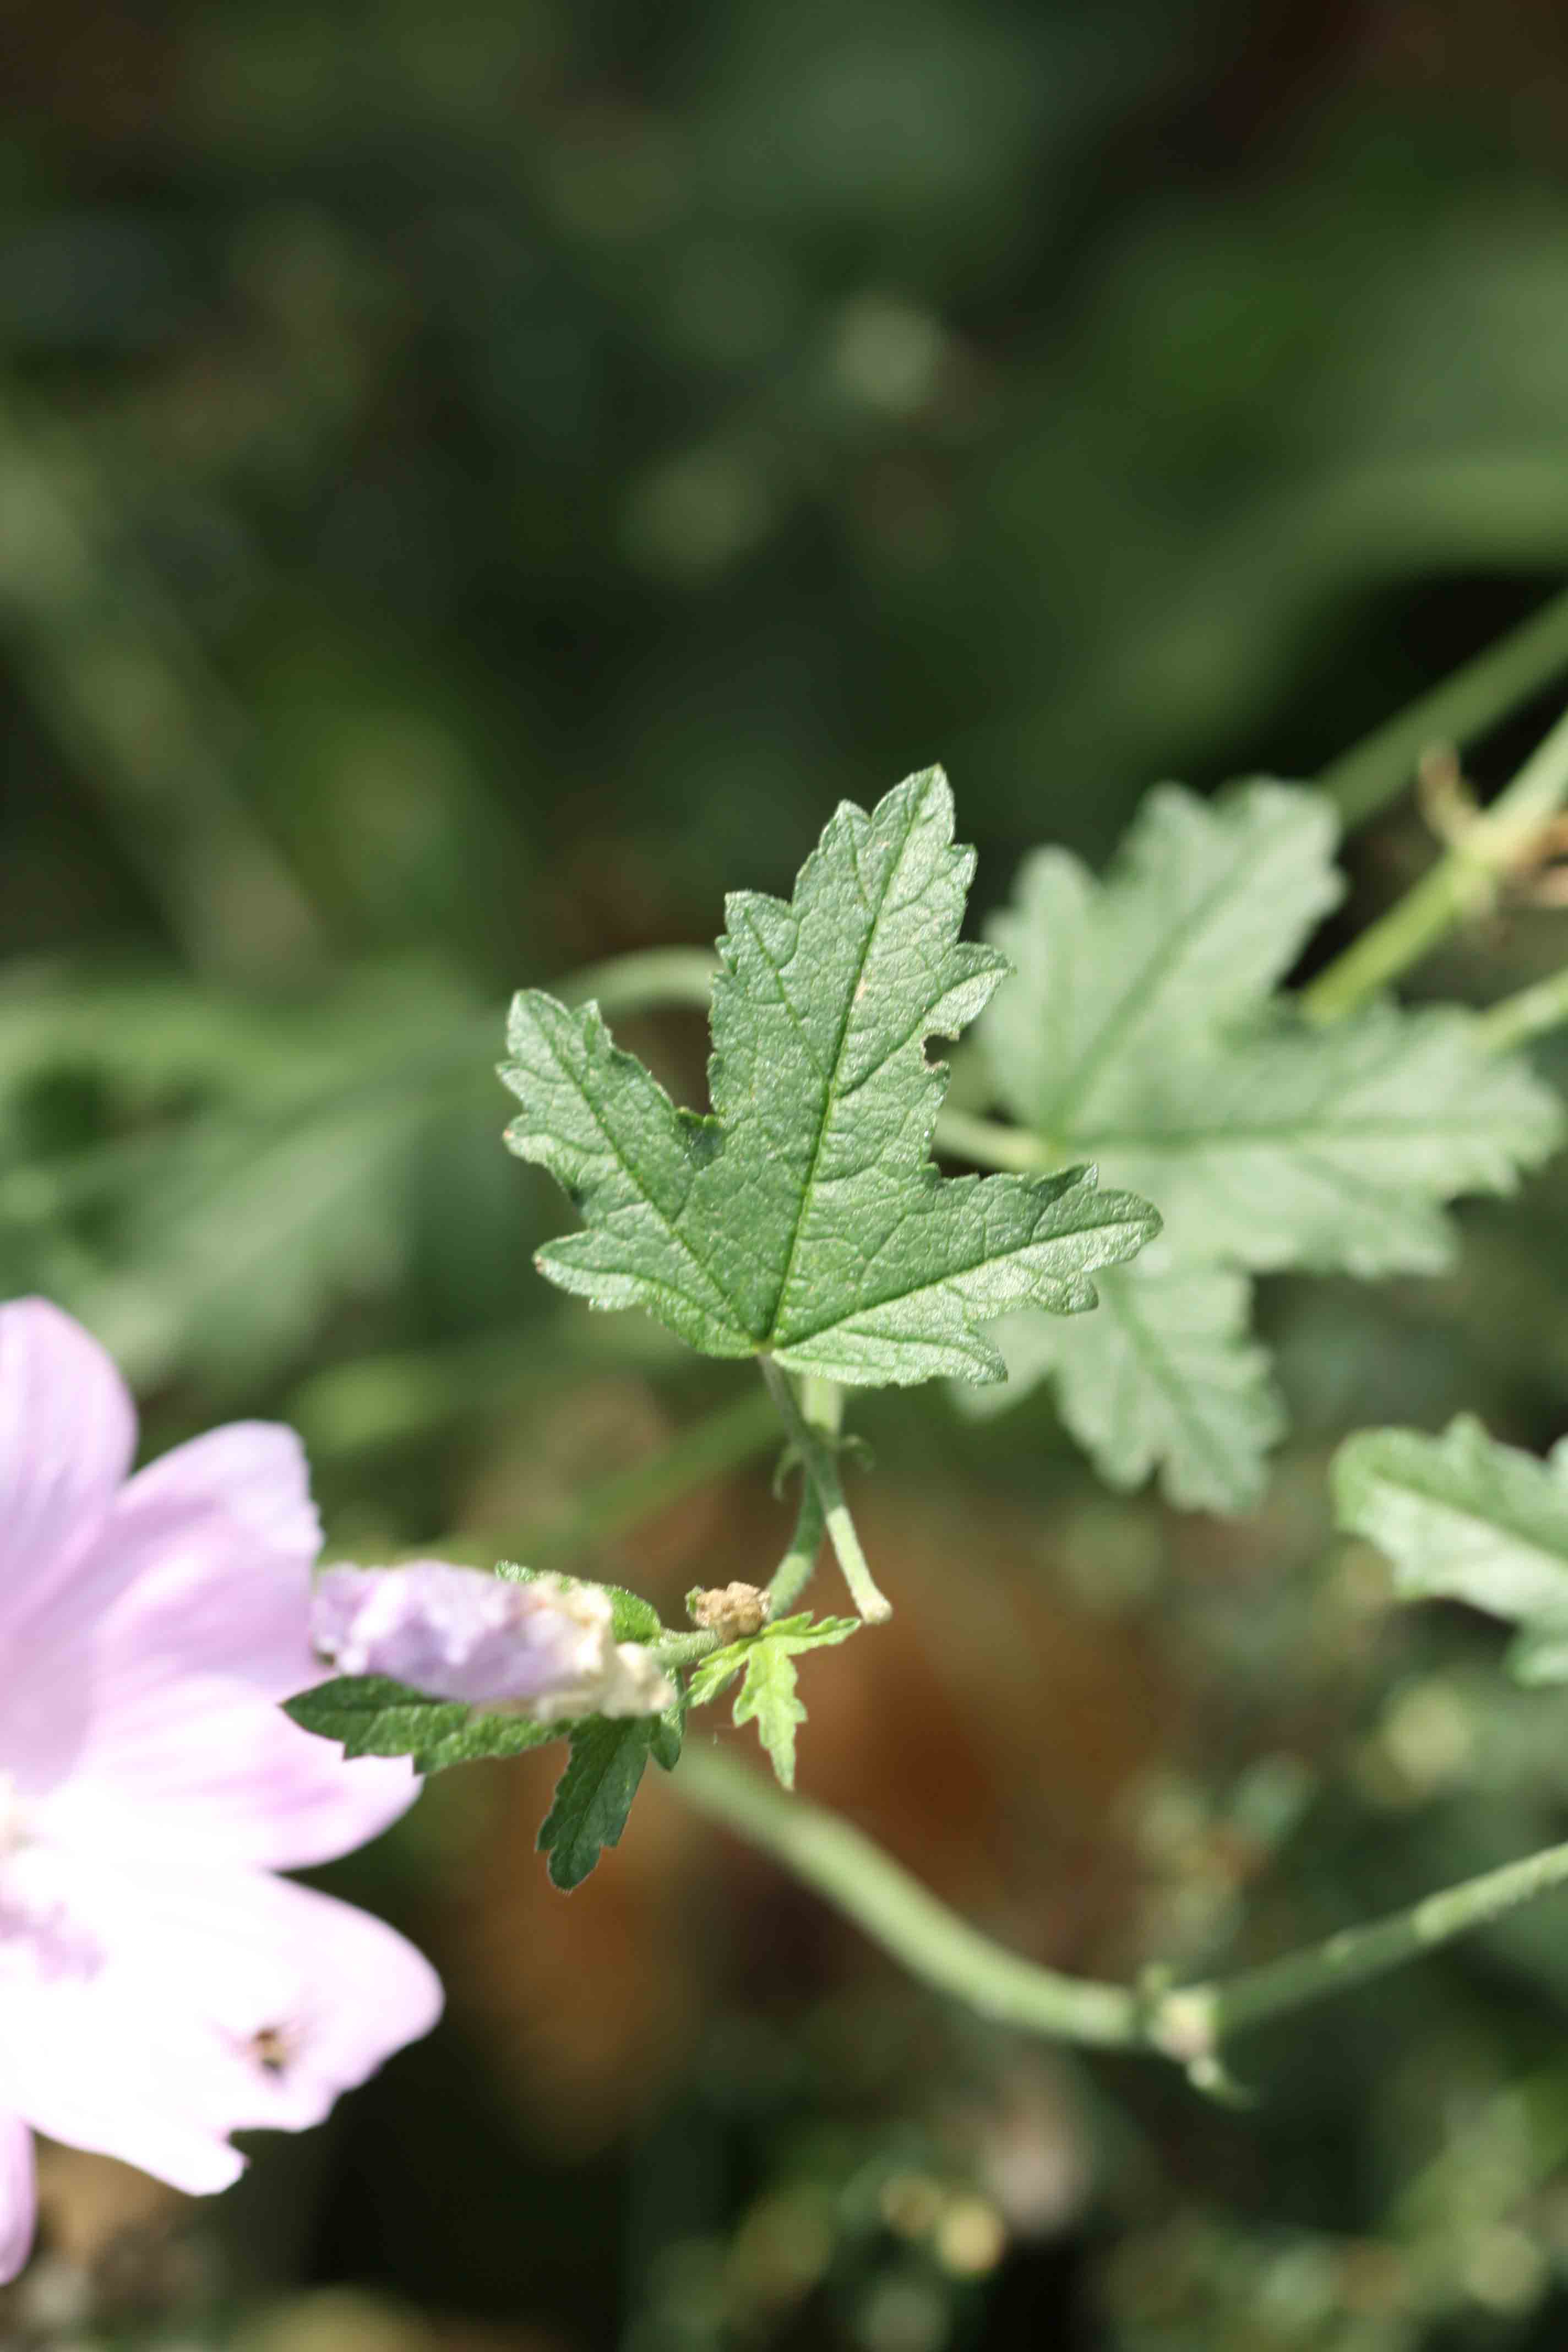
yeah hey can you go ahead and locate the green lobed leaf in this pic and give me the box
[980,781,1344,1143]
[732,1646,810,1790]
[961,1257,1284,1515]
[1333,1417,1568,1683]
[500,769,1159,1387]
[537,1716,658,1888]
[687,1612,857,1787]
[966,780,1562,1513]
[1087,1009,1562,1276]
[284,1675,566,1773]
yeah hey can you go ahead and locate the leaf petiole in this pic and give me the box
[759,1358,891,1624]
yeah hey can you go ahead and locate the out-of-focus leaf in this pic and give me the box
[964,1259,1283,1515]
[981,781,1343,1140]
[964,780,1562,1512]
[1097,1010,1562,1275]
[0,965,491,1384]
[1333,1416,1568,1683]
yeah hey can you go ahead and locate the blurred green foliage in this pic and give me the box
[10,2,1568,2347]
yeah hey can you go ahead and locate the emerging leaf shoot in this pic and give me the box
[687,1613,859,1787]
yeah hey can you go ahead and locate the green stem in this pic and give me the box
[1473,965,1568,1055]
[759,1359,891,1624]
[766,1480,827,1615]
[676,1743,1138,2045]
[1321,585,1568,831]
[1195,1832,1568,2046]
[652,1630,722,1670]
[673,1745,1568,2066]
[1301,700,1568,1027]
[935,1107,1061,1173]
[556,947,718,1018]
[520,1388,780,1570]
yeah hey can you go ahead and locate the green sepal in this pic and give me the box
[493,1559,663,1643]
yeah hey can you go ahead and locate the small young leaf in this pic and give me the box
[1333,1417,1568,1682]
[502,769,1159,1389]
[687,1646,747,1709]
[285,1676,565,1773]
[732,1645,809,1790]
[687,1613,858,1787]
[962,1260,1284,1515]
[537,1716,657,1888]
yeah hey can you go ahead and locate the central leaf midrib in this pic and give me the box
[1043,842,1265,1134]
[760,793,923,1347]
[1101,1274,1237,1490]
[775,1180,1147,1352]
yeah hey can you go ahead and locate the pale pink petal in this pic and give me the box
[0,2114,35,2284]
[0,1860,439,2192]
[0,1301,138,1788]
[0,1982,245,2196]
[0,1300,135,1636]
[85,1423,322,1698]
[113,1870,446,2139]
[35,1414,416,1870]
[43,1672,419,1872]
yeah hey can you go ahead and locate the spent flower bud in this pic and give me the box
[312,1561,674,1722]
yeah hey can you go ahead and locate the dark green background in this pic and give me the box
[8,3,1568,2346]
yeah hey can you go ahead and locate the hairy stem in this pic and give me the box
[522,1388,780,1569]
[765,1479,827,1614]
[1197,1834,1568,2044]
[677,1742,1138,2044]
[674,1744,1568,2066]
[1474,965,1568,1055]
[653,1630,723,1669]
[1302,700,1568,1027]
[935,1107,1061,1173]
[556,946,719,1017]
[759,1359,891,1624]
[1321,586,1568,831]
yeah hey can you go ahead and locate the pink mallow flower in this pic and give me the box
[0,1298,442,2281]
[313,1561,676,1720]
